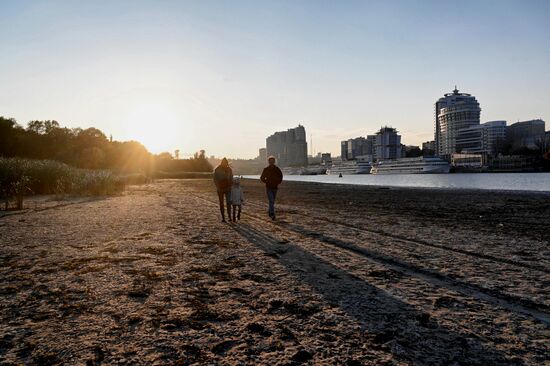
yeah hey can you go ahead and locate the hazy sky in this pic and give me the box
[1,0,549,158]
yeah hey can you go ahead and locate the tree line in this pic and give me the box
[0,117,212,174]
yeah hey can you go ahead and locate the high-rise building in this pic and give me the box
[348,137,366,159]
[422,140,436,155]
[341,139,350,160]
[266,125,308,166]
[507,119,545,151]
[456,120,507,156]
[435,87,481,159]
[375,126,402,160]
[258,148,267,162]
[340,140,348,160]
[347,138,362,160]
[365,135,376,157]
[404,145,422,157]
[321,153,332,165]
[340,135,376,161]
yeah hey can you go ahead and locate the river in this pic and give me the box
[243,173,550,192]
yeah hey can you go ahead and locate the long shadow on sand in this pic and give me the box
[233,223,519,365]
[277,221,550,324]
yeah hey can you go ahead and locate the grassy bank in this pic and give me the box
[0,157,147,210]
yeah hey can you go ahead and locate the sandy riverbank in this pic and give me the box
[0,179,548,365]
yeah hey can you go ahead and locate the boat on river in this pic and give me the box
[326,159,372,175]
[371,157,451,174]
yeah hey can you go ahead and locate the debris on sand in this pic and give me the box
[291,349,314,363]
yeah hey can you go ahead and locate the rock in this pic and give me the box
[127,288,150,300]
[368,270,389,278]
[279,326,296,341]
[433,295,458,308]
[320,333,337,342]
[285,302,321,318]
[247,322,272,336]
[161,323,177,331]
[416,312,431,327]
[345,360,363,366]
[212,340,237,355]
[268,299,284,309]
[181,344,201,356]
[291,349,313,363]
[372,330,395,345]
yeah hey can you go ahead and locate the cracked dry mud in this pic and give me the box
[0,179,548,365]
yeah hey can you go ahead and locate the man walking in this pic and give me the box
[213,158,233,222]
[260,156,283,220]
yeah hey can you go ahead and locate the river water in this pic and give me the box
[243,173,550,192]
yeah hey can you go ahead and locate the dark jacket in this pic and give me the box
[214,166,233,192]
[260,165,283,189]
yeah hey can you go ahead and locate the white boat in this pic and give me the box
[371,157,450,174]
[326,159,372,175]
[281,167,301,175]
[281,166,327,175]
[299,166,327,175]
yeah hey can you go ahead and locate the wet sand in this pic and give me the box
[0,179,548,365]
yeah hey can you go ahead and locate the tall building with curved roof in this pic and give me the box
[435,87,481,159]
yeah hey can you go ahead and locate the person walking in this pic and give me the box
[260,156,283,220]
[213,158,233,222]
[230,177,244,222]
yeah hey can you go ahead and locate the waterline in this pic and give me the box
[244,173,550,192]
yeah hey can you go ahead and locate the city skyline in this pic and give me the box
[1,1,549,158]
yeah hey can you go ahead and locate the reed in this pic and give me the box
[0,157,137,210]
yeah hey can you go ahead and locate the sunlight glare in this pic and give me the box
[123,102,185,154]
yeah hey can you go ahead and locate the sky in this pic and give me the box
[1,0,549,158]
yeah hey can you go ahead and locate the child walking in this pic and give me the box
[230,177,244,221]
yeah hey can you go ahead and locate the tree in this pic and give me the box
[157,152,173,160]
[43,120,60,134]
[0,117,23,157]
[27,120,45,134]
[76,128,108,146]
[1,118,212,173]
[80,147,106,169]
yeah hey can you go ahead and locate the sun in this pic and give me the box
[123,102,184,154]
